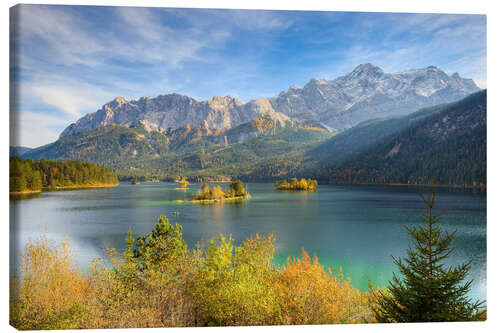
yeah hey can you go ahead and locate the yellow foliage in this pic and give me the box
[211,185,225,200]
[275,178,318,191]
[178,177,189,188]
[193,181,248,201]
[11,223,377,329]
[192,234,281,326]
[278,249,374,324]
[10,236,93,330]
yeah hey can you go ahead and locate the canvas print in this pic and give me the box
[9,4,486,329]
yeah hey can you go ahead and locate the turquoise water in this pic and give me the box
[10,182,486,301]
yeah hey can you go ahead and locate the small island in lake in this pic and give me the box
[191,180,250,203]
[175,176,189,190]
[275,178,318,192]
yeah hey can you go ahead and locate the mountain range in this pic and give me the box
[20,64,485,186]
[59,63,479,138]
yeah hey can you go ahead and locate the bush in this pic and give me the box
[10,236,92,330]
[278,250,374,324]
[191,234,281,326]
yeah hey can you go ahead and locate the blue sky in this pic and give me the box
[10,4,486,147]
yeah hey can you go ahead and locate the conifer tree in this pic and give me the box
[374,190,485,322]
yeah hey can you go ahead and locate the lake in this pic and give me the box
[10,182,486,301]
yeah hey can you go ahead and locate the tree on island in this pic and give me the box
[373,190,485,322]
[227,179,246,197]
[197,183,211,198]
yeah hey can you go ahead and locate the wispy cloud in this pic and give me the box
[15,5,106,67]
[224,9,293,30]
[13,5,235,76]
[25,79,115,118]
[10,111,73,148]
[116,7,172,42]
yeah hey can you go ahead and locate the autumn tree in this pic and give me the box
[193,183,211,200]
[178,177,189,188]
[211,185,225,200]
[298,178,308,190]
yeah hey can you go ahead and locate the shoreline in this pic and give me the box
[190,194,251,203]
[49,183,119,190]
[276,188,317,192]
[10,183,119,195]
[9,190,42,195]
[326,182,486,190]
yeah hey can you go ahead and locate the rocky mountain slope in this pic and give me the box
[60,95,290,138]
[270,64,479,131]
[60,64,479,138]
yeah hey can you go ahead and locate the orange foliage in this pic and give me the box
[278,249,374,324]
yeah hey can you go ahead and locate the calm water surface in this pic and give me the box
[10,183,486,301]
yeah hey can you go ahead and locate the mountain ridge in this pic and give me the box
[59,63,479,138]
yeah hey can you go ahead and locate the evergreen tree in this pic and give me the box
[374,190,485,322]
[31,170,43,191]
[229,179,246,196]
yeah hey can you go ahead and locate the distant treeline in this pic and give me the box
[117,173,233,183]
[10,157,118,193]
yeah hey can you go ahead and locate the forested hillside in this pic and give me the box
[320,90,486,186]
[307,101,463,166]
[120,125,332,181]
[10,157,118,193]
[23,119,333,181]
